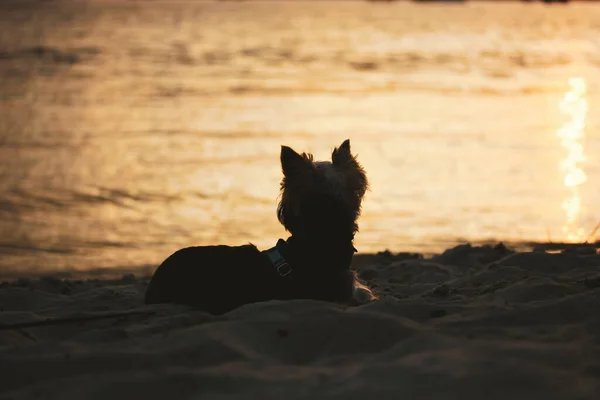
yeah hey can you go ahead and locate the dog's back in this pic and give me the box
[144,243,367,314]
[145,244,275,314]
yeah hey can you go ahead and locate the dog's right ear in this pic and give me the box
[281,145,311,178]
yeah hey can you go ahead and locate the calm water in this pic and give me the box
[1,1,599,277]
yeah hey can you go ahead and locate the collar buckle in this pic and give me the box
[265,246,292,278]
[276,262,292,277]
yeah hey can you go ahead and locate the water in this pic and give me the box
[1,1,599,278]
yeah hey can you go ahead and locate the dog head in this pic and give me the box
[277,139,368,240]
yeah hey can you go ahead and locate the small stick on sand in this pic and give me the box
[0,310,156,330]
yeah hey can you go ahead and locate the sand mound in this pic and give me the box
[1,244,599,400]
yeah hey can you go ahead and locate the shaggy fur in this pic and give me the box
[144,139,375,315]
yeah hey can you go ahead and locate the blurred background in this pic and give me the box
[0,0,599,278]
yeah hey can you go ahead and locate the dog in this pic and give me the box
[144,139,376,314]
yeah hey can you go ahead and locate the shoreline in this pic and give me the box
[1,240,597,282]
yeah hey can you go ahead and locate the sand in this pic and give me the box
[1,243,599,400]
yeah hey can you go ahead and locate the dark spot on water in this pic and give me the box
[230,85,252,94]
[25,46,81,64]
[240,47,262,57]
[203,51,230,65]
[349,61,378,71]
[278,50,293,60]
[430,309,446,318]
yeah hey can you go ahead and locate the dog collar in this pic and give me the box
[263,239,292,278]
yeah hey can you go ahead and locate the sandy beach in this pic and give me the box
[1,243,599,400]
[2,1,600,398]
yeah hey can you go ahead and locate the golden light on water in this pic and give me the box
[556,77,588,242]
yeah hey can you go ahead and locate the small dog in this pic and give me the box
[144,139,376,314]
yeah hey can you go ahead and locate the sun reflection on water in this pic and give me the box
[556,77,588,242]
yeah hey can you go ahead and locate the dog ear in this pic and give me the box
[281,145,311,178]
[332,139,368,199]
[331,139,353,167]
[339,139,351,153]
